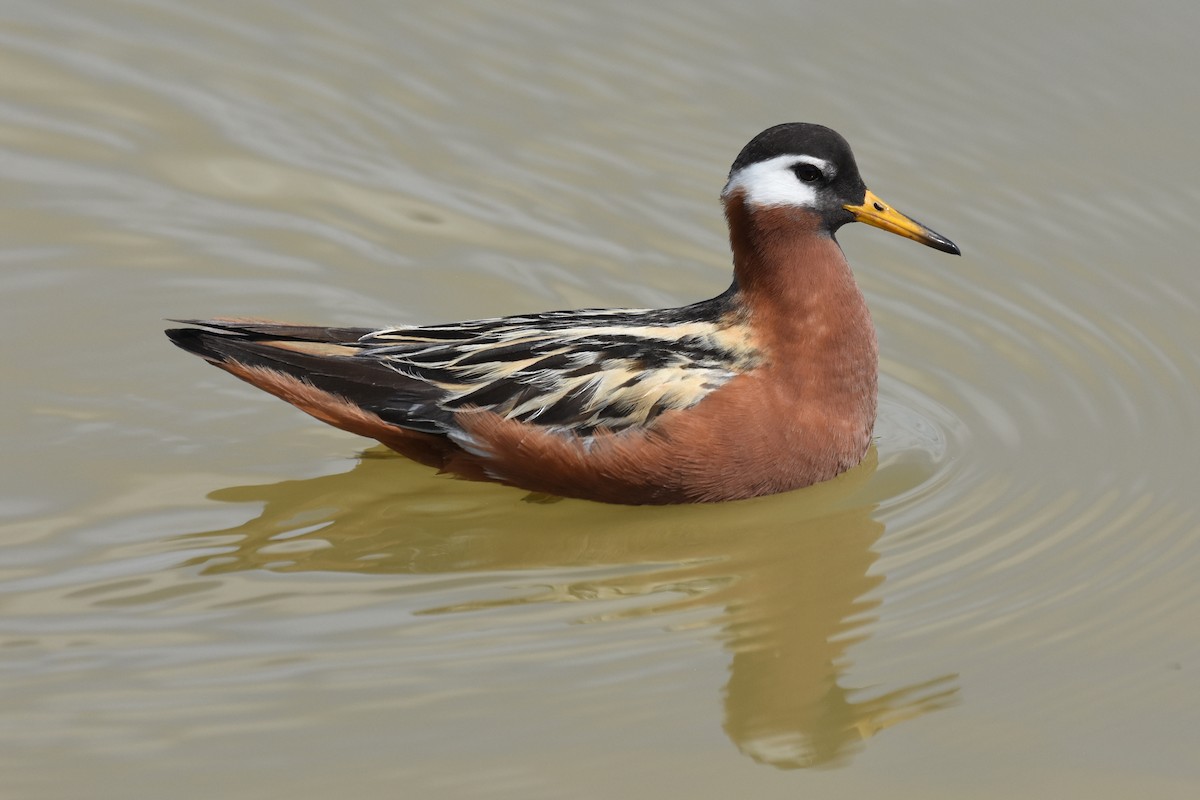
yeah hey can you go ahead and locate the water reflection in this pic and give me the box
[179,447,957,769]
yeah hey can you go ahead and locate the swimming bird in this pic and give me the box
[167,123,959,504]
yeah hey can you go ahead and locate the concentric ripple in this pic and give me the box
[853,216,1200,687]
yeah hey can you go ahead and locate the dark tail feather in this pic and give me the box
[164,325,451,434]
[167,318,373,343]
[165,326,238,362]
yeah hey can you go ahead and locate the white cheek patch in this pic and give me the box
[721,154,832,209]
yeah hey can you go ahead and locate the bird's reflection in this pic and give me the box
[179,446,957,769]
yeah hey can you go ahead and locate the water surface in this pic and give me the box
[2,1,1198,797]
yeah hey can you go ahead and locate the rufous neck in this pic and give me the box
[723,193,855,314]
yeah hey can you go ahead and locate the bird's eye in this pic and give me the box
[792,163,823,183]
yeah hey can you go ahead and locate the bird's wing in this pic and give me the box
[168,300,757,438]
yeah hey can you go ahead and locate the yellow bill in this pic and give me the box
[844,189,960,255]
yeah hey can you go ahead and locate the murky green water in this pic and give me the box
[2,1,1197,797]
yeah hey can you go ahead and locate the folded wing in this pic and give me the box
[166,299,755,442]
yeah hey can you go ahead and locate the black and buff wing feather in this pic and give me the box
[166,293,758,439]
